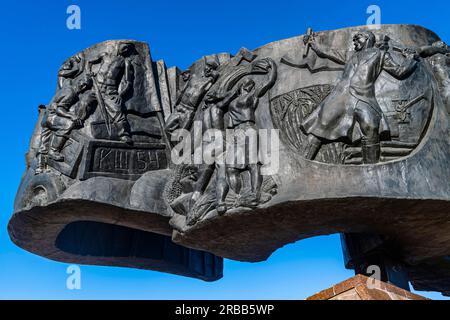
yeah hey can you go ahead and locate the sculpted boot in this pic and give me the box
[48,135,67,162]
[116,119,133,144]
[34,154,47,174]
[216,202,227,215]
[361,138,381,164]
[120,135,133,144]
[304,135,322,160]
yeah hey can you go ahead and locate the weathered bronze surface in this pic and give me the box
[8,25,450,294]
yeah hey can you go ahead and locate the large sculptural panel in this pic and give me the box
[8,25,450,295]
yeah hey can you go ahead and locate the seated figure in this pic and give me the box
[36,76,95,174]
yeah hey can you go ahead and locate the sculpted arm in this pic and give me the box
[86,52,106,72]
[310,43,347,65]
[216,89,239,110]
[205,88,239,110]
[54,93,77,121]
[256,59,278,98]
[119,60,133,97]
[417,45,450,58]
[383,51,418,79]
[58,67,78,78]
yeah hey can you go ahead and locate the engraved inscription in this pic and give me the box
[83,141,168,180]
[95,148,130,173]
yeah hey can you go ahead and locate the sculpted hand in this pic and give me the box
[205,92,221,103]
[303,35,310,45]
[402,47,418,59]
[303,34,315,45]
[179,105,189,113]
[115,95,123,106]
[70,116,83,128]
[74,119,83,127]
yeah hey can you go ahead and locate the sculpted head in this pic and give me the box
[353,31,376,51]
[118,42,134,57]
[203,56,219,77]
[240,78,255,94]
[61,58,74,71]
[77,75,93,93]
[181,70,191,82]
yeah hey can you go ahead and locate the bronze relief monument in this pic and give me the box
[8,24,450,295]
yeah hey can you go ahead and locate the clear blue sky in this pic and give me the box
[0,0,449,299]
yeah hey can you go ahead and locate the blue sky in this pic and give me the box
[0,0,449,299]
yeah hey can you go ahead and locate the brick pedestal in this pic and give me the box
[307,275,428,300]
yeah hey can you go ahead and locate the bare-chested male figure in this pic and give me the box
[164,56,220,140]
[87,42,134,143]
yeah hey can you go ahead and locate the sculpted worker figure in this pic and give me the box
[57,53,85,90]
[215,58,277,213]
[301,31,418,164]
[87,42,134,144]
[417,41,450,113]
[36,76,95,174]
[164,56,220,139]
[183,59,277,223]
